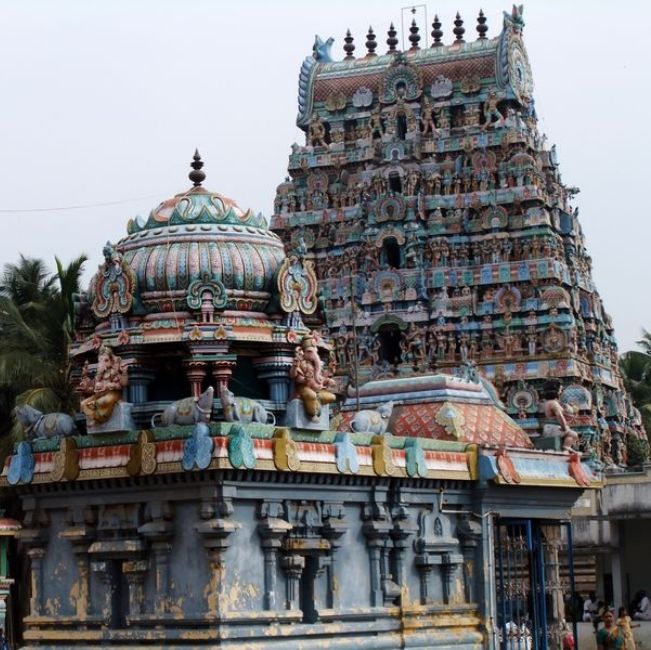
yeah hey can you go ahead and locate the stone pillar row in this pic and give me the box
[22,494,475,626]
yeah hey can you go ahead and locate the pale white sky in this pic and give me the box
[0,0,648,352]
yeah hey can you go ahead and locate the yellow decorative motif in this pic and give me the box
[371,434,396,476]
[50,437,79,482]
[272,427,300,471]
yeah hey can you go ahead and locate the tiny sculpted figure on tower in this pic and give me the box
[541,379,579,451]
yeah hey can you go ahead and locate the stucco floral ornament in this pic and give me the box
[277,249,318,316]
[435,402,465,439]
[91,241,136,319]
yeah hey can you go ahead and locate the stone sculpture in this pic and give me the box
[14,405,77,440]
[287,333,337,427]
[541,380,579,451]
[80,346,132,432]
[220,388,276,425]
[151,387,214,428]
[350,401,394,434]
[90,241,136,329]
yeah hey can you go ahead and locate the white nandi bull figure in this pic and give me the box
[350,401,394,434]
[151,387,214,428]
[220,388,276,425]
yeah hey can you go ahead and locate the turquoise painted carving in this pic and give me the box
[405,438,427,478]
[182,423,214,471]
[227,424,256,470]
[7,442,35,485]
[335,432,359,474]
[186,273,228,312]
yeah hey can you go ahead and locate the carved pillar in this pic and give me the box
[123,560,148,617]
[211,360,236,399]
[253,355,293,404]
[457,516,482,604]
[282,555,305,611]
[60,505,97,620]
[17,504,49,618]
[258,501,292,611]
[138,500,173,617]
[542,525,565,650]
[322,502,348,609]
[441,552,464,604]
[127,366,155,404]
[184,360,207,398]
[362,491,397,607]
[415,555,438,604]
[91,560,118,627]
[195,486,239,619]
[362,520,394,606]
[27,548,46,617]
[390,495,417,589]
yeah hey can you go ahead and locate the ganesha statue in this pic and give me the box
[285,332,337,430]
[80,345,134,433]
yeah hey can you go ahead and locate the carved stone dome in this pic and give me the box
[112,153,286,315]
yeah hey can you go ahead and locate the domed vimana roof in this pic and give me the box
[116,151,286,314]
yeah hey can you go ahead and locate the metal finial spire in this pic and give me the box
[408,19,421,50]
[343,29,355,59]
[366,26,377,56]
[189,149,206,187]
[477,9,488,39]
[453,12,465,43]
[387,22,399,53]
[431,15,443,47]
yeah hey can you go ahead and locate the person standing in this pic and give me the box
[0,627,9,650]
[597,611,624,650]
[618,606,640,650]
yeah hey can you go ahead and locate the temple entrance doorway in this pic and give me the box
[494,519,577,650]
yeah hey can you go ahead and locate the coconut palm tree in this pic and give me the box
[620,339,651,435]
[0,254,87,451]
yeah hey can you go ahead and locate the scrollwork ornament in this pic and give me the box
[277,255,318,315]
[91,242,136,319]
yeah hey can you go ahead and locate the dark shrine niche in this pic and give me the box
[230,356,267,400]
[148,359,187,401]
[378,324,403,365]
[388,171,402,193]
[381,237,402,269]
[396,113,408,140]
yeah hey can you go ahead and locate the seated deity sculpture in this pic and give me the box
[289,334,337,421]
[80,346,129,428]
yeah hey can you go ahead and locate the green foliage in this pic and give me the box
[627,434,650,467]
[0,254,87,452]
[620,330,651,463]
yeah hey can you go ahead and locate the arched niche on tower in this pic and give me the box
[380,62,423,104]
[375,227,406,270]
[371,314,408,366]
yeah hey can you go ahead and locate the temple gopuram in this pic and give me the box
[2,6,643,650]
[271,7,645,466]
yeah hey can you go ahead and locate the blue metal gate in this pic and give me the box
[495,519,577,650]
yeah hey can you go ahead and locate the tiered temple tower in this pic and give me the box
[271,7,643,463]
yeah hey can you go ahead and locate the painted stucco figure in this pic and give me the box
[80,346,129,427]
[541,379,579,451]
[289,333,336,421]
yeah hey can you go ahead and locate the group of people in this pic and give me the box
[583,590,651,650]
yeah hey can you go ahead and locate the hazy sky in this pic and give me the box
[0,0,649,352]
